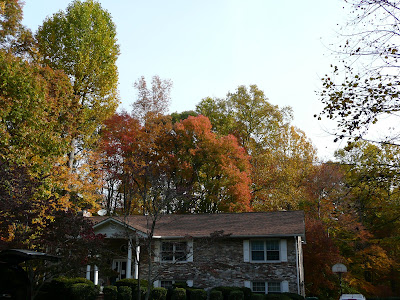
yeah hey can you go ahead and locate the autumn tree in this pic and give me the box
[317,0,400,147]
[36,0,120,168]
[197,85,317,210]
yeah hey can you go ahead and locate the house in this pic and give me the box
[90,211,306,296]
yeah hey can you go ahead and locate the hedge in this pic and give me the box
[250,294,265,300]
[70,283,98,300]
[104,286,118,300]
[172,288,187,300]
[118,286,132,300]
[189,289,207,300]
[229,291,244,300]
[151,287,168,300]
[210,290,223,300]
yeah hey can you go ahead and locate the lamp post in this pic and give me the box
[332,263,347,295]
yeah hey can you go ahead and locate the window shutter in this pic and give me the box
[244,281,251,289]
[187,240,194,262]
[186,280,193,287]
[280,239,287,262]
[281,281,289,292]
[153,280,160,288]
[243,240,250,262]
[154,240,161,262]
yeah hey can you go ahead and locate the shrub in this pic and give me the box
[104,286,118,300]
[210,290,223,300]
[229,291,244,300]
[115,278,149,290]
[240,288,252,300]
[213,287,239,300]
[265,294,291,300]
[118,286,132,300]
[151,287,168,300]
[251,294,265,300]
[172,288,187,300]
[49,277,95,300]
[70,283,97,300]
[283,293,304,300]
[190,289,207,300]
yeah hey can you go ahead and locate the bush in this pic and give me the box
[151,287,168,300]
[172,288,187,300]
[229,291,244,300]
[240,288,252,300]
[70,283,98,300]
[189,289,207,300]
[283,293,304,300]
[251,294,265,300]
[118,286,132,300]
[265,294,291,300]
[49,277,95,300]
[213,287,239,300]
[210,290,223,300]
[115,278,149,290]
[104,286,118,300]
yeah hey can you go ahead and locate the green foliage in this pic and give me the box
[210,290,223,300]
[115,278,149,289]
[213,287,242,300]
[250,294,265,300]
[151,287,168,300]
[118,286,132,300]
[36,0,120,148]
[264,294,291,300]
[104,286,118,300]
[282,293,304,300]
[228,290,244,300]
[240,288,252,300]
[171,288,187,300]
[70,283,98,300]
[189,289,207,300]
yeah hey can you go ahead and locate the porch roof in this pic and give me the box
[91,211,305,239]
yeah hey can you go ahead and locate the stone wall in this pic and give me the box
[139,237,300,293]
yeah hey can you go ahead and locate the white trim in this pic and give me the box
[154,240,161,262]
[295,236,300,294]
[154,280,160,288]
[244,281,251,288]
[187,280,193,287]
[94,265,99,285]
[243,240,250,262]
[280,239,287,262]
[187,240,194,262]
[281,281,289,293]
[86,265,91,280]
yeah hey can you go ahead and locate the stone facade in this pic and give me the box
[138,237,302,294]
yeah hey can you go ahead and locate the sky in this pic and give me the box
[21,0,349,160]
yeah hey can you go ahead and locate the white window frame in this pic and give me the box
[246,239,287,263]
[249,281,288,294]
[250,240,280,262]
[161,241,188,263]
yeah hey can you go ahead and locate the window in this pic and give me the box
[267,282,281,293]
[251,240,280,261]
[161,241,187,262]
[251,282,282,294]
[251,282,266,293]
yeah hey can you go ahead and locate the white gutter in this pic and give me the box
[295,236,300,295]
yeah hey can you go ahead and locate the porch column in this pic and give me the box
[86,265,91,280]
[94,265,99,285]
[126,240,133,279]
[134,245,140,279]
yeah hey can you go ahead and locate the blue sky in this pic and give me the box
[22,0,348,160]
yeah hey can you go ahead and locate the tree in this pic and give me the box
[317,1,400,147]
[132,75,173,124]
[36,0,120,168]
[197,85,317,210]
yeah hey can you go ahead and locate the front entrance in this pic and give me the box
[113,259,132,280]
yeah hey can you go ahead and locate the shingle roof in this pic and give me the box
[91,211,305,238]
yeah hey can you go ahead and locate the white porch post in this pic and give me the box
[126,240,133,279]
[86,265,91,280]
[94,265,99,285]
[134,245,140,279]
